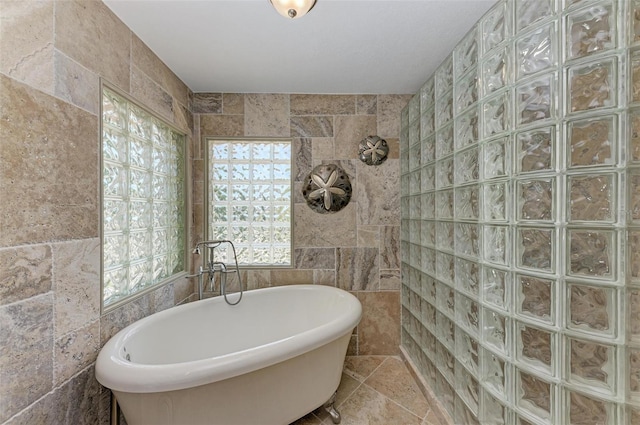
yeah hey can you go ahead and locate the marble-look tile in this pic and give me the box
[344,356,386,381]
[336,247,379,291]
[100,294,151,344]
[294,181,306,204]
[312,137,335,160]
[380,225,400,269]
[0,75,99,247]
[314,269,336,286]
[245,93,290,137]
[365,357,430,417]
[294,137,313,182]
[241,269,271,290]
[131,34,189,106]
[330,383,422,425]
[335,373,362,407]
[200,114,244,137]
[192,92,223,114]
[295,248,336,269]
[385,137,400,159]
[0,0,54,94]
[0,294,53,423]
[223,93,244,115]
[357,225,380,247]
[380,269,401,290]
[356,160,400,226]
[358,292,400,355]
[377,95,412,139]
[193,158,205,182]
[290,94,355,115]
[294,202,357,247]
[291,116,334,137]
[270,269,314,286]
[174,275,195,304]
[173,100,194,134]
[53,238,100,338]
[347,334,358,356]
[0,244,52,305]
[131,65,174,121]
[193,179,204,204]
[55,0,130,91]
[150,282,175,312]
[5,365,101,425]
[192,114,202,158]
[54,50,99,115]
[334,115,377,160]
[357,95,378,115]
[54,320,100,386]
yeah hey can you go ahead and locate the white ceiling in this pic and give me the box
[103,0,496,94]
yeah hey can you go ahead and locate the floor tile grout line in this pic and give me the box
[359,381,425,423]
[360,355,391,382]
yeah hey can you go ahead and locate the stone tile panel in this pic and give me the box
[0,75,99,247]
[131,65,174,121]
[293,202,357,248]
[0,0,54,94]
[200,114,244,137]
[192,92,223,114]
[356,160,400,226]
[54,51,100,115]
[357,291,400,355]
[0,244,52,306]
[356,95,378,115]
[377,95,412,138]
[291,116,333,137]
[245,93,290,137]
[334,115,377,160]
[54,320,100,386]
[53,238,101,338]
[336,247,379,291]
[0,294,54,423]
[290,94,355,115]
[294,247,336,269]
[270,269,314,286]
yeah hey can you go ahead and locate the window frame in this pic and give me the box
[205,137,294,268]
[100,81,188,313]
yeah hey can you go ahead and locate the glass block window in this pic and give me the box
[207,139,292,266]
[102,86,186,308]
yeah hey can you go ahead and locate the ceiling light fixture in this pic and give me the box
[270,0,317,19]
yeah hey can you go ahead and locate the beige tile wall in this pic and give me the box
[0,1,193,423]
[192,93,410,356]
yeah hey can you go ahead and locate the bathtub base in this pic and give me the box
[114,333,351,425]
[323,391,341,424]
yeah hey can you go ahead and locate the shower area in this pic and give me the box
[400,0,640,424]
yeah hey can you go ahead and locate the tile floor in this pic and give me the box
[290,356,445,425]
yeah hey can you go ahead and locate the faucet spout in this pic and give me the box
[189,240,243,305]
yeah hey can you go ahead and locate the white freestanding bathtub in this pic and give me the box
[96,284,362,425]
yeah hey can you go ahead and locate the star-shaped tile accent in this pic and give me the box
[362,138,386,163]
[308,169,346,210]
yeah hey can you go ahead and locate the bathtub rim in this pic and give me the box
[96,284,361,393]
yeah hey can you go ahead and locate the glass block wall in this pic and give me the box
[102,87,186,308]
[400,1,640,424]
